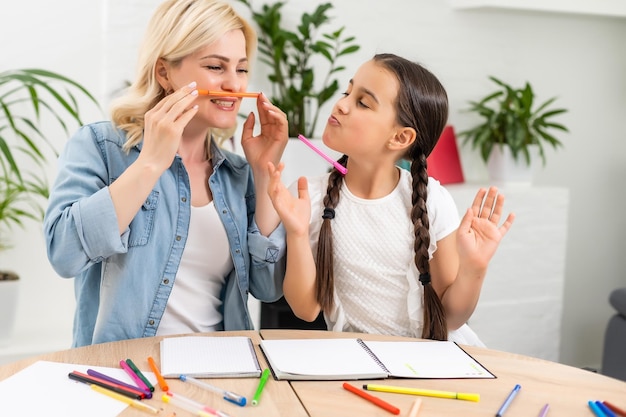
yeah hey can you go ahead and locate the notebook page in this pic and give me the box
[363,340,495,379]
[260,338,388,379]
[160,336,261,378]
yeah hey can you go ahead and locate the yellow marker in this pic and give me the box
[162,394,212,417]
[362,384,480,402]
[91,384,160,413]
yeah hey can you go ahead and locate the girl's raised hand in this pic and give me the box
[267,162,311,237]
[456,187,515,272]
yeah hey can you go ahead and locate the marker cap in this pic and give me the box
[457,392,480,402]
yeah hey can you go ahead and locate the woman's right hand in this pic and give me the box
[267,162,311,237]
[138,82,200,172]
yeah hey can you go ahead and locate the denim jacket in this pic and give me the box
[43,121,286,347]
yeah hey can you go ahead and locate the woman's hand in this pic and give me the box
[267,162,311,237]
[138,82,199,173]
[456,187,515,273]
[241,93,289,175]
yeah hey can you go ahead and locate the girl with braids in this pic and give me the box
[267,53,514,345]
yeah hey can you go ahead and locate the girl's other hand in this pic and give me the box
[267,162,311,237]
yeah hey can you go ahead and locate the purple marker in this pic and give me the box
[87,369,152,399]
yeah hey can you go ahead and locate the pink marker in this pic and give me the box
[119,359,150,393]
[297,134,347,175]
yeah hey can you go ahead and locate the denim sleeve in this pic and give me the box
[43,125,129,278]
[246,221,286,302]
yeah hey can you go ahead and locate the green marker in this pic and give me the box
[252,368,271,406]
[126,358,154,392]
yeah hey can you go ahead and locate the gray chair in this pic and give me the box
[602,287,626,381]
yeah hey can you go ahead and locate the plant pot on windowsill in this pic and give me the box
[0,270,20,346]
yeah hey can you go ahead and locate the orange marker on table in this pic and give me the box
[197,90,260,98]
[147,356,169,392]
[343,382,400,415]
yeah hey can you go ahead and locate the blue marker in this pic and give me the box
[180,374,247,406]
[595,401,617,417]
[496,384,521,417]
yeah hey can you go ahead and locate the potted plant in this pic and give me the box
[458,76,568,183]
[0,68,99,343]
[236,0,360,138]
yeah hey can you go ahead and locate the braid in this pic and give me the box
[411,154,447,341]
[315,155,348,312]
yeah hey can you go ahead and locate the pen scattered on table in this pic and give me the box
[68,370,144,399]
[537,403,549,417]
[197,90,260,98]
[407,398,422,417]
[589,400,609,417]
[166,391,232,417]
[252,368,271,406]
[120,359,151,393]
[596,401,618,417]
[604,401,626,417]
[363,383,480,402]
[297,134,348,175]
[495,384,521,417]
[91,384,160,414]
[162,393,212,417]
[180,374,247,406]
[343,382,400,415]
[147,356,169,392]
[87,368,152,398]
[126,358,154,392]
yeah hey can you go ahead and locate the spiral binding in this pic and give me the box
[356,338,391,375]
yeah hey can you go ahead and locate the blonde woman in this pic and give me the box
[44,0,288,347]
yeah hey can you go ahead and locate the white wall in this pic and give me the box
[1,0,625,369]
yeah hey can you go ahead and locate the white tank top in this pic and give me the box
[156,201,233,336]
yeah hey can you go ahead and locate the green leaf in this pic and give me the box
[459,75,569,166]
[234,0,360,137]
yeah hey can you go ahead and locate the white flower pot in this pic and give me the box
[487,145,537,185]
[280,137,343,187]
[0,272,20,346]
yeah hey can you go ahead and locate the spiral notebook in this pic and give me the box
[259,338,494,380]
[160,336,262,378]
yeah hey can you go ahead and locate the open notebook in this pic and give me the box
[259,338,494,381]
[160,336,262,378]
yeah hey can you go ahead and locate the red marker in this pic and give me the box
[343,382,400,415]
[604,401,626,417]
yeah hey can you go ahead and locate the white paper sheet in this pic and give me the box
[0,360,159,417]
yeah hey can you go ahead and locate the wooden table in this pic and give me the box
[1,330,625,417]
[260,329,626,417]
[0,331,306,417]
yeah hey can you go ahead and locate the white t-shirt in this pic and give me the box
[302,168,484,346]
[156,202,233,336]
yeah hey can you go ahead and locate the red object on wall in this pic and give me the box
[426,125,464,184]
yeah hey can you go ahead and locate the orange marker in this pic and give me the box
[197,90,260,98]
[343,382,400,415]
[147,356,169,392]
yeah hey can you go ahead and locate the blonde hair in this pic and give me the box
[111,0,257,151]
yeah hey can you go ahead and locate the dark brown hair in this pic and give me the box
[315,53,449,340]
